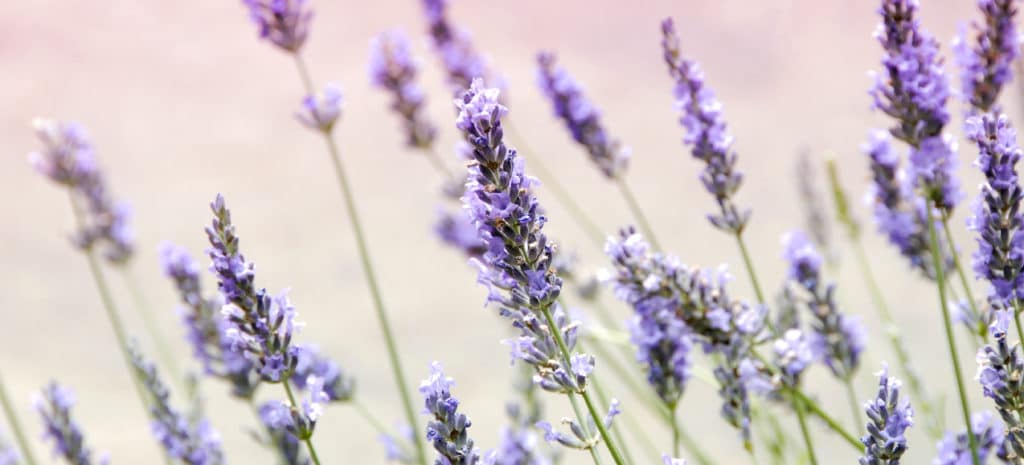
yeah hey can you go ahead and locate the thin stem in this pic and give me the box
[670,404,680,458]
[281,380,323,465]
[293,54,315,95]
[0,370,38,465]
[539,307,628,465]
[119,266,182,385]
[850,237,942,438]
[567,393,606,465]
[588,373,635,465]
[246,397,294,465]
[504,122,606,248]
[735,232,767,304]
[791,393,819,465]
[615,177,662,251]
[789,388,862,449]
[927,208,980,465]
[292,54,426,465]
[942,219,983,338]
[351,399,389,437]
[843,380,860,430]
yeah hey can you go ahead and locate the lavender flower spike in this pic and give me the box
[966,113,1024,305]
[422,0,501,95]
[859,364,913,465]
[421,362,482,465]
[535,52,630,179]
[30,119,133,264]
[369,30,437,149]
[782,230,866,380]
[296,83,343,133]
[129,345,226,465]
[241,0,312,53]
[34,383,106,465]
[933,412,1005,465]
[660,18,749,233]
[976,310,1024,460]
[952,0,1021,113]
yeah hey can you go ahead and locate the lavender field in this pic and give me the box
[1,1,1021,464]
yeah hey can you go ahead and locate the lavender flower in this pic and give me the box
[535,52,629,179]
[434,208,486,257]
[864,130,952,279]
[967,114,1024,305]
[30,119,133,264]
[259,376,329,440]
[291,345,355,402]
[952,0,1021,113]
[420,363,481,465]
[627,306,693,406]
[871,0,961,215]
[661,17,749,233]
[782,230,865,380]
[206,194,302,383]
[379,425,415,464]
[976,310,1024,460]
[241,0,312,53]
[0,429,19,465]
[772,329,813,384]
[129,345,225,465]
[933,411,1005,465]
[860,364,913,465]
[714,337,756,451]
[422,0,501,95]
[296,83,343,133]
[369,30,437,149]
[35,383,105,465]
[484,425,550,465]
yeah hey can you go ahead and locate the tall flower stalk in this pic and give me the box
[952,0,1020,114]
[870,1,978,463]
[455,79,626,465]
[534,52,662,250]
[859,364,913,465]
[34,383,106,465]
[0,372,36,465]
[239,2,426,463]
[659,18,764,305]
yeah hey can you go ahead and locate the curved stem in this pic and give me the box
[119,266,182,385]
[789,388,861,449]
[791,393,819,465]
[504,122,607,248]
[0,370,37,465]
[735,232,767,304]
[615,177,662,251]
[942,219,982,339]
[927,208,980,465]
[850,237,942,438]
[281,381,323,465]
[291,54,426,465]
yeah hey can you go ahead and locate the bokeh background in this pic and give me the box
[0,0,1014,463]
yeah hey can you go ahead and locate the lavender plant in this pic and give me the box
[369,30,439,154]
[952,0,1020,114]
[977,310,1024,461]
[859,364,913,465]
[419,363,483,465]
[34,383,106,465]
[933,412,1005,465]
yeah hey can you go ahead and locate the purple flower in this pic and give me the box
[626,297,694,406]
[379,424,415,464]
[258,375,326,442]
[30,119,134,264]
[933,411,1004,465]
[369,30,437,149]
[435,207,486,257]
[714,338,757,451]
[535,52,629,179]
[420,362,481,465]
[35,383,106,465]
[860,364,913,465]
[781,230,865,380]
[976,309,1024,457]
[967,113,1024,305]
[484,425,550,465]
[661,18,749,233]
[907,134,961,214]
[952,0,1021,113]
[241,0,312,53]
[421,0,502,96]
[291,345,355,402]
[129,346,225,465]
[773,329,813,382]
[296,83,343,133]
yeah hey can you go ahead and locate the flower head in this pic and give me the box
[35,383,106,465]
[241,0,312,53]
[421,362,481,465]
[661,17,749,233]
[535,52,629,179]
[860,364,913,465]
[975,309,1024,458]
[296,83,343,133]
[434,208,486,257]
[422,0,502,95]
[291,345,355,402]
[773,329,813,382]
[933,411,1004,465]
[369,30,437,149]
[952,0,1021,113]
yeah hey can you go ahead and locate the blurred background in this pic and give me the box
[0,0,1013,463]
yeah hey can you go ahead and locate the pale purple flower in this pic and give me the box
[952,0,1021,113]
[435,208,486,257]
[291,345,355,402]
[35,383,106,465]
[421,362,482,465]
[907,134,962,214]
[535,52,629,179]
[421,0,502,95]
[296,83,343,133]
[379,424,415,464]
[241,0,312,53]
[369,30,436,149]
[773,329,813,382]
[860,364,913,465]
[485,425,550,465]
[933,411,1004,465]
[976,309,1024,457]
[661,17,749,233]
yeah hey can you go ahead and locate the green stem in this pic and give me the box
[850,237,942,438]
[790,388,862,449]
[0,370,38,465]
[615,177,662,251]
[588,373,634,465]
[670,403,680,458]
[735,232,767,304]
[351,398,389,437]
[927,208,980,465]
[504,122,607,248]
[843,379,860,430]
[292,54,426,465]
[246,397,293,465]
[539,307,627,465]
[119,266,182,385]
[942,219,983,339]
[282,380,323,465]
[792,393,819,465]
